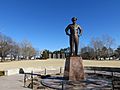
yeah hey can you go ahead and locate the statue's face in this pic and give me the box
[72,19,76,24]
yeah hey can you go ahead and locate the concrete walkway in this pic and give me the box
[0,74,31,90]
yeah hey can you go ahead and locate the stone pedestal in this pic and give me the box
[64,56,84,81]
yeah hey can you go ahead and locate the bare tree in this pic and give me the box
[101,35,115,60]
[90,35,115,60]
[10,42,20,60]
[81,46,94,60]
[114,46,120,60]
[102,35,115,48]
[28,46,36,60]
[90,37,104,60]
[20,39,36,60]
[101,46,108,60]
[0,33,13,61]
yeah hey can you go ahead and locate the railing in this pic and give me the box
[19,67,63,89]
[85,66,120,89]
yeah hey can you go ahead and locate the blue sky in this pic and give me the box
[0,0,120,51]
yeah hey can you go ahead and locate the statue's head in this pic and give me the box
[71,17,77,24]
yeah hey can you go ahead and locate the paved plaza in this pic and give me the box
[0,74,31,90]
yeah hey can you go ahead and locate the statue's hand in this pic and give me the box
[80,33,82,36]
[78,34,82,37]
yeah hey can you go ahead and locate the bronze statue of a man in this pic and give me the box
[65,17,83,56]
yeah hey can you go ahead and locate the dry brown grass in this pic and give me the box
[0,59,120,70]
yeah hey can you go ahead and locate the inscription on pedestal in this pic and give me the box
[64,56,84,81]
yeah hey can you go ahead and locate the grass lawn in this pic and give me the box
[0,59,120,71]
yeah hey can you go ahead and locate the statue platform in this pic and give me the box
[64,56,85,81]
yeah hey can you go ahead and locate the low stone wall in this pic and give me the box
[3,67,64,76]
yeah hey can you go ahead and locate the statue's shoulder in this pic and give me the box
[67,24,72,28]
[77,24,82,29]
[76,24,80,27]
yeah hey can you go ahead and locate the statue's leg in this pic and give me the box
[70,36,74,56]
[75,35,79,56]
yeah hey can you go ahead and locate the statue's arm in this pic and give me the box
[65,25,70,36]
[78,25,83,36]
